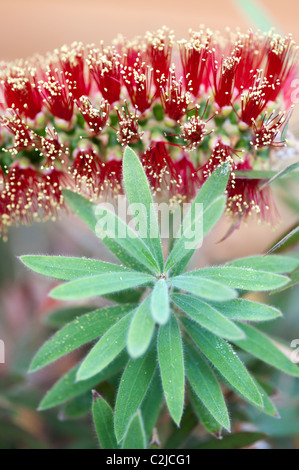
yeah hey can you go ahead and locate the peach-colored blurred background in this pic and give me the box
[1,0,299,61]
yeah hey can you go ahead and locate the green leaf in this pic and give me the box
[44,305,98,328]
[189,266,289,291]
[123,146,164,272]
[271,270,299,294]
[20,255,131,280]
[92,393,119,449]
[63,190,151,272]
[38,353,127,410]
[49,272,155,300]
[121,411,147,449]
[114,348,156,442]
[29,305,134,372]
[94,205,160,273]
[185,344,230,431]
[151,279,170,325]
[77,312,134,381]
[208,298,282,322]
[157,316,184,425]
[189,390,222,438]
[233,323,299,377]
[255,381,278,417]
[197,431,267,449]
[169,163,230,276]
[127,297,155,358]
[182,318,263,407]
[63,392,91,419]
[140,372,164,441]
[227,255,299,274]
[171,294,245,341]
[268,226,299,254]
[168,275,237,302]
[259,162,299,190]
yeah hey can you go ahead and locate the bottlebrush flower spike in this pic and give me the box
[0,27,298,237]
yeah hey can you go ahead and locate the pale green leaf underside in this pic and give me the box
[151,279,170,325]
[169,275,237,302]
[127,296,155,358]
[208,298,282,322]
[227,255,299,274]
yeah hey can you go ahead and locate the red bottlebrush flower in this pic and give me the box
[38,127,70,167]
[200,140,236,181]
[101,158,123,196]
[212,51,241,109]
[38,68,74,122]
[1,66,42,120]
[174,154,200,201]
[179,29,212,98]
[0,110,37,154]
[122,55,153,114]
[240,73,270,126]
[88,46,122,105]
[76,96,110,136]
[40,167,71,219]
[115,102,143,145]
[146,27,174,88]
[58,42,91,99]
[227,156,276,220]
[233,31,265,93]
[180,103,214,150]
[158,67,191,121]
[70,146,103,198]
[251,111,289,150]
[140,141,180,196]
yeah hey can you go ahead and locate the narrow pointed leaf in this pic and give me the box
[92,394,119,449]
[185,344,230,431]
[20,255,131,280]
[63,189,152,272]
[127,296,155,358]
[268,225,299,254]
[227,255,299,274]
[94,205,160,273]
[169,275,237,302]
[77,312,134,381]
[233,323,299,377]
[171,294,245,341]
[121,411,147,449]
[182,318,263,407]
[165,196,226,272]
[123,146,164,272]
[30,305,134,372]
[157,316,184,425]
[189,390,222,438]
[49,272,155,300]
[151,279,170,325]
[38,353,127,410]
[141,373,164,441]
[208,298,282,322]
[44,305,98,328]
[189,267,289,291]
[114,348,156,442]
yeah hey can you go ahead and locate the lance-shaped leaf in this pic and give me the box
[141,373,164,441]
[182,318,263,407]
[38,353,127,410]
[49,272,155,301]
[171,294,245,341]
[227,255,299,274]
[94,205,160,273]
[20,255,131,280]
[165,196,226,273]
[77,312,134,381]
[268,225,299,254]
[185,344,230,431]
[44,305,98,328]
[208,298,282,322]
[121,411,147,450]
[127,296,155,359]
[92,393,119,449]
[169,163,230,276]
[114,348,156,442]
[158,316,184,425]
[151,279,170,325]
[63,189,152,272]
[168,275,237,302]
[123,146,164,272]
[189,390,222,438]
[188,267,289,291]
[233,323,299,377]
[29,305,134,372]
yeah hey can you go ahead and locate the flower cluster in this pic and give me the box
[0,28,298,238]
